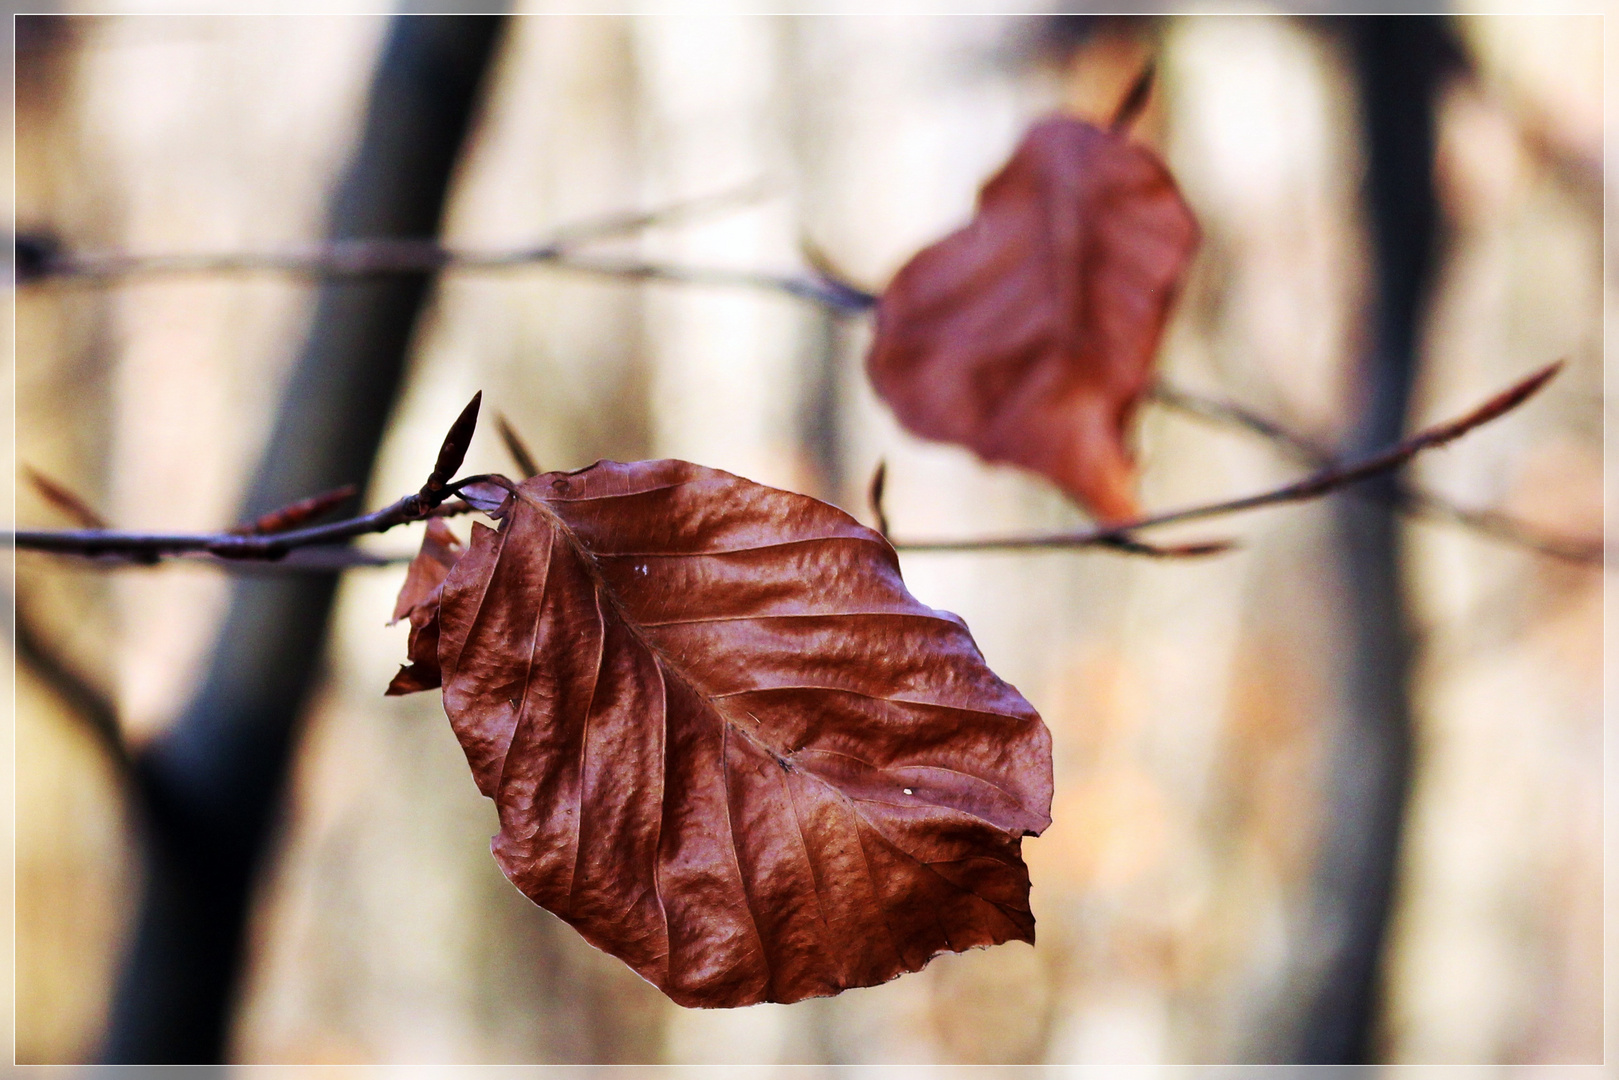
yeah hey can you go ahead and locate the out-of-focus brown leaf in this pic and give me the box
[867,116,1199,522]
[388,459,1052,1007]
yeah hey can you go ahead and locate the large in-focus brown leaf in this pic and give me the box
[388,459,1052,1008]
[867,116,1200,521]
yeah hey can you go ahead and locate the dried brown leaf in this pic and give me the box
[386,517,464,696]
[867,116,1199,522]
[389,459,1052,1007]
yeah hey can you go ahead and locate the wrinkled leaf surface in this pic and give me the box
[867,116,1199,521]
[389,460,1052,1007]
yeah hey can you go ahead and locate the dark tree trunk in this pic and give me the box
[102,15,507,1063]
[1290,15,1455,1064]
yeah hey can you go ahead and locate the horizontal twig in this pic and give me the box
[544,254,878,312]
[18,180,775,283]
[890,363,1564,553]
[1149,377,1605,564]
[9,392,502,565]
[8,484,488,563]
[23,245,874,314]
[8,368,1579,571]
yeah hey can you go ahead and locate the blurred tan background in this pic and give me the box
[11,9,1604,1066]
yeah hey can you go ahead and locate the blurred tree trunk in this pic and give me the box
[102,14,507,1063]
[1289,15,1455,1063]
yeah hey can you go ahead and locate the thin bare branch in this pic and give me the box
[1096,534,1235,558]
[537,254,877,312]
[1388,489,1604,563]
[10,368,1578,568]
[11,398,499,564]
[1150,375,1605,564]
[1150,379,1331,459]
[9,477,496,563]
[535,178,774,248]
[18,181,773,284]
[891,364,1563,553]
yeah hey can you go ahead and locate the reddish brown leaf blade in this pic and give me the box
[385,517,466,696]
[406,459,1052,1007]
[234,484,357,536]
[391,517,464,623]
[867,116,1199,522]
[24,466,108,529]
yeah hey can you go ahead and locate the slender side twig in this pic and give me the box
[771,259,1596,564]
[8,368,1554,565]
[18,180,774,284]
[11,491,472,561]
[26,466,362,540]
[26,244,874,314]
[798,238,884,311]
[20,164,1594,561]
[9,599,133,779]
[866,456,1229,557]
[890,363,1561,553]
[10,393,492,564]
[534,254,874,312]
[1149,378,1605,564]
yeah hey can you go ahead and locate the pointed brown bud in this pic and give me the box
[420,391,482,507]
